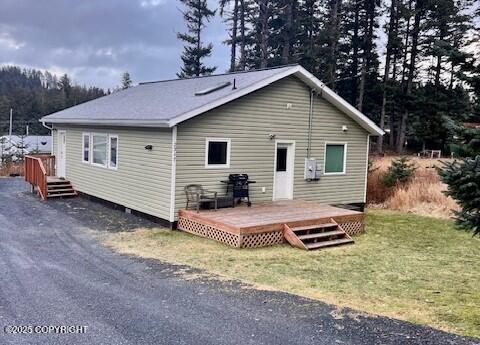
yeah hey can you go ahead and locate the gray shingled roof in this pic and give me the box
[41,66,296,124]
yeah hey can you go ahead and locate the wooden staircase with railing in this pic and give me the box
[283,218,354,250]
[25,155,77,200]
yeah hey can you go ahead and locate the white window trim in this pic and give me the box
[108,134,119,171]
[81,132,119,170]
[205,137,231,169]
[323,141,347,175]
[81,132,91,164]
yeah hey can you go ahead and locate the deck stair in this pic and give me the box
[46,178,77,198]
[283,219,354,250]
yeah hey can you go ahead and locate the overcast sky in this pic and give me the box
[0,0,229,89]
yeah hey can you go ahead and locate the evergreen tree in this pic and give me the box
[269,0,298,65]
[219,0,240,71]
[0,66,105,135]
[296,0,322,75]
[121,72,133,89]
[177,0,217,78]
[439,157,480,236]
[58,74,72,101]
[324,0,344,89]
[216,0,479,156]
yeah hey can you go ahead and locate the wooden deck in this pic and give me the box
[178,200,364,248]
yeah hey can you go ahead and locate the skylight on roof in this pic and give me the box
[194,81,231,96]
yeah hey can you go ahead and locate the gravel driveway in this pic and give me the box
[0,178,478,345]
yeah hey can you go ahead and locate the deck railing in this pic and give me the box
[24,155,55,200]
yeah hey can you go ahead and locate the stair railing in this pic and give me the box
[24,155,56,200]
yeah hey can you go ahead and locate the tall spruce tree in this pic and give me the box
[377,0,398,152]
[121,72,133,89]
[324,0,344,89]
[177,0,217,78]
[219,0,240,71]
[218,0,478,156]
[296,0,321,75]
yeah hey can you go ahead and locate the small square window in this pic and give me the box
[324,143,346,174]
[205,138,230,168]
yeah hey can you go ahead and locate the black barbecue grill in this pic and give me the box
[221,174,256,207]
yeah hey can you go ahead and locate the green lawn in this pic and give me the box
[104,210,480,338]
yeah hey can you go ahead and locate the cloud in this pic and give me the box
[140,0,166,8]
[0,0,229,89]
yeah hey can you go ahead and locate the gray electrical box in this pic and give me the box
[304,158,320,180]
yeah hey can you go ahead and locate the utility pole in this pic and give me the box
[26,125,29,136]
[9,108,13,138]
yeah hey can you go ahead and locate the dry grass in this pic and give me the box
[367,156,459,219]
[0,162,24,176]
[103,210,480,338]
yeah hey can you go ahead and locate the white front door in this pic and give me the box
[273,142,295,200]
[57,131,66,178]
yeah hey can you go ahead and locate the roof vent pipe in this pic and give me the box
[232,78,237,90]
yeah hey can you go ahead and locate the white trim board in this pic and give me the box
[204,137,231,169]
[168,66,384,136]
[323,141,348,175]
[364,135,370,203]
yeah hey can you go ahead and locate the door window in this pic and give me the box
[276,147,287,172]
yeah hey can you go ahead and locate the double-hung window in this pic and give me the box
[92,134,108,167]
[82,133,118,170]
[109,135,118,169]
[82,133,90,163]
[324,143,347,175]
[205,138,231,168]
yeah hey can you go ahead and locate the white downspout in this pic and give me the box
[307,89,314,158]
[169,126,177,224]
[42,121,54,154]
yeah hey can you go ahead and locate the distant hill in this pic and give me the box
[0,66,105,135]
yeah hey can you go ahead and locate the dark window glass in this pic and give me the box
[109,137,118,168]
[325,144,345,173]
[208,141,228,165]
[276,147,287,172]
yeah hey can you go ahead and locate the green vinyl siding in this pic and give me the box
[325,144,345,173]
[50,75,370,223]
[174,76,370,217]
[52,125,172,220]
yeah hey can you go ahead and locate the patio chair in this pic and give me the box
[184,184,218,213]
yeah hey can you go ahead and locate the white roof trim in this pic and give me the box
[41,118,170,128]
[292,67,384,135]
[168,66,299,127]
[169,65,384,136]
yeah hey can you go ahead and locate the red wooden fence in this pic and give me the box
[24,155,55,200]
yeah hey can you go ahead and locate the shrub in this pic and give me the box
[380,157,417,187]
[438,156,480,236]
